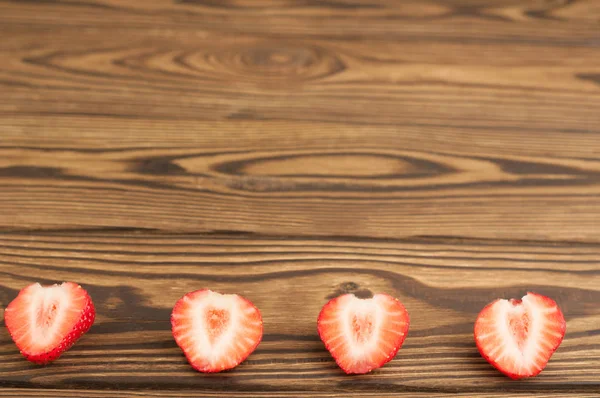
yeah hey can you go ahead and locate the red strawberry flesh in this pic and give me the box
[4,282,95,364]
[317,293,410,374]
[474,292,566,379]
[171,289,263,373]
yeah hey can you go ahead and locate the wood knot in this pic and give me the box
[327,282,373,300]
[211,42,346,83]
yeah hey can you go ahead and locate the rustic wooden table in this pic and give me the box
[1,0,599,397]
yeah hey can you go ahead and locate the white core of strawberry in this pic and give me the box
[182,291,241,367]
[340,295,383,360]
[23,283,76,350]
[488,294,546,372]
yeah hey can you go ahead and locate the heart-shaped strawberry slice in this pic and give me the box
[171,289,263,373]
[317,293,410,374]
[4,282,95,364]
[474,292,566,379]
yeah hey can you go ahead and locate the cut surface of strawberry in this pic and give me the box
[317,293,409,374]
[474,292,566,379]
[4,282,95,364]
[171,289,263,373]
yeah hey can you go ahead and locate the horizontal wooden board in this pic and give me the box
[1,117,600,239]
[0,232,599,395]
[2,389,599,398]
[0,1,599,240]
[1,390,600,398]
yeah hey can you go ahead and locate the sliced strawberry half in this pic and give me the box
[171,289,263,373]
[4,282,96,365]
[474,292,566,379]
[317,293,410,374]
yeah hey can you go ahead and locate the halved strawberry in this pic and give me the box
[171,289,263,373]
[317,293,410,374]
[474,292,566,379]
[4,282,95,364]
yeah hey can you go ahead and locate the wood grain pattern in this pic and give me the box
[0,232,599,396]
[1,1,600,240]
[0,0,599,396]
[2,120,600,240]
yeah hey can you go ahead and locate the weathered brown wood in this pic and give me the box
[2,119,600,239]
[0,0,599,396]
[0,1,600,240]
[1,389,598,398]
[0,232,599,396]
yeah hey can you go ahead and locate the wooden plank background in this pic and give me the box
[0,0,599,396]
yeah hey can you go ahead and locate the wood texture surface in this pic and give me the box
[0,232,599,396]
[0,0,599,396]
